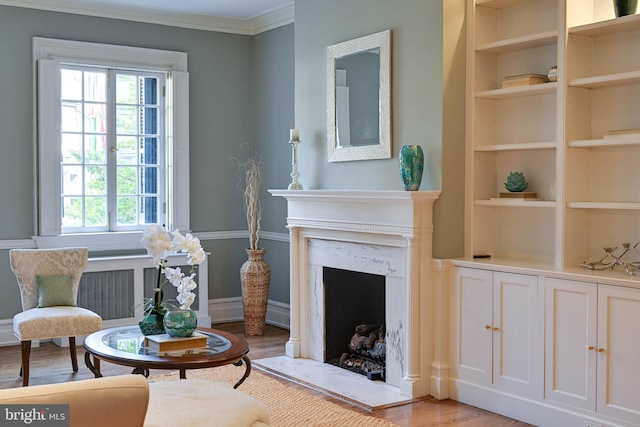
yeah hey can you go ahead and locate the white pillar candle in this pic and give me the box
[290,128,300,141]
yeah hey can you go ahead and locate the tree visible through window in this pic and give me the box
[59,66,165,232]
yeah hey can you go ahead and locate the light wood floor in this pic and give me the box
[0,322,532,427]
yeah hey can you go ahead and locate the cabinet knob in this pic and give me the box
[587,345,595,351]
[597,347,605,353]
[485,325,492,330]
[492,326,500,331]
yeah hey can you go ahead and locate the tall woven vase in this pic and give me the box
[240,248,271,336]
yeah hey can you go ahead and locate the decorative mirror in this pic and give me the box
[327,30,391,162]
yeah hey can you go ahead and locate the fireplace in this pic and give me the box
[324,267,385,377]
[269,190,441,399]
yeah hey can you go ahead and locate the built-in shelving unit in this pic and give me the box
[564,0,640,267]
[465,0,640,271]
[457,5,640,424]
[465,0,560,265]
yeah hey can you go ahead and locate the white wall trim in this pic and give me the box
[0,0,294,35]
[0,297,290,347]
[1,231,289,251]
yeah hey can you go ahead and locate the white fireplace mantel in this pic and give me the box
[270,190,442,399]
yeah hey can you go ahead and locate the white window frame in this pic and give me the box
[33,37,190,251]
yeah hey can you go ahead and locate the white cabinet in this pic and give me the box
[544,278,597,410]
[452,267,542,398]
[546,278,640,424]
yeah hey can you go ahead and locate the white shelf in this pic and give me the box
[568,138,640,148]
[476,82,557,99]
[567,202,640,210]
[476,0,531,8]
[570,13,640,37]
[475,199,555,208]
[476,30,558,54]
[569,71,640,88]
[476,141,556,151]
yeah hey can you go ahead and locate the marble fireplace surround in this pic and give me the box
[269,190,442,399]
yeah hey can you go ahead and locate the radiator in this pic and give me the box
[81,253,210,328]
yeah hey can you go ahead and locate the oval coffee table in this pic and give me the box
[83,326,251,388]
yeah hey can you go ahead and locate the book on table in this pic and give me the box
[501,73,549,88]
[144,332,208,352]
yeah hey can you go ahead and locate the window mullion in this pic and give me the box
[106,69,118,231]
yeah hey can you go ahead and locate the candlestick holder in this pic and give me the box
[288,137,303,190]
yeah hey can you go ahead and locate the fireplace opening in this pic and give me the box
[324,267,385,379]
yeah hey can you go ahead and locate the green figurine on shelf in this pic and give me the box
[504,171,528,192]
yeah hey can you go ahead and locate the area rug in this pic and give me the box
[148,364,399,427]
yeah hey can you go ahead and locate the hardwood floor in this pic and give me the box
[0,322,532,427]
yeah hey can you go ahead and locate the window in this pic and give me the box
[60,67,164,232]
[34,38,189,250]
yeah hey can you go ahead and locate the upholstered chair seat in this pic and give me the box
[9,247,102,386]
[14,307,102,341]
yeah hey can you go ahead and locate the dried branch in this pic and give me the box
[230,151,264,250]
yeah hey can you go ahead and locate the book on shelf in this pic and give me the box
[501,73,549,89]
[603,128,640,139]
[144,332,208,352]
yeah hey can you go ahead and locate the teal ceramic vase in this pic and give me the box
[163,309,198,337]
[614,0,638,17]
[138,289,166,336]
[399,145,424,191]
[139,313,165,336]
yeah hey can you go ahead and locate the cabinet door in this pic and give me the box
[596,285,640,424]
[544,278,597,411]
[452,267,493,386]
[492,272,541,397]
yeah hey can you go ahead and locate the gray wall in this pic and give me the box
[294,0,443,191]
[293,0,465,259]
[0,5,295,318]
[250,25,295,304]
[0,0,467,322]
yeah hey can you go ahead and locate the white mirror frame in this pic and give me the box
[327,30,391,162]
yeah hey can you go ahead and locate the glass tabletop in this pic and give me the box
[100,326,232,357]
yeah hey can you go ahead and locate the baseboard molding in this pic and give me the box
[0,298,290,347]
[209,297,290,330]
[449,379,628,427]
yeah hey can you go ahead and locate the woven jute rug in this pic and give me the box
[148,364,399,427]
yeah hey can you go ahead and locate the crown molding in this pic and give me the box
[0,0,293,35]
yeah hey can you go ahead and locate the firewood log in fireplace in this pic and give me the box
[347,324,385,362]
[338,324,386,379]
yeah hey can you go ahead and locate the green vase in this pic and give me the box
[399,145,424,191]
[139,312,165,336]
[163,309,198,337]
[614,0,638,17]
[138,288,166,336]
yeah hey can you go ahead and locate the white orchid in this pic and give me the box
[141,225,205,310]
[141,225,172,268]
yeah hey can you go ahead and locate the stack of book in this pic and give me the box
[501,73,549,89]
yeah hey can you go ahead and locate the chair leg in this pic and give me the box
[20,340,31,387]
[69,337,78,372]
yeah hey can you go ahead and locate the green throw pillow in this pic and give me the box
[37,274,76,308]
